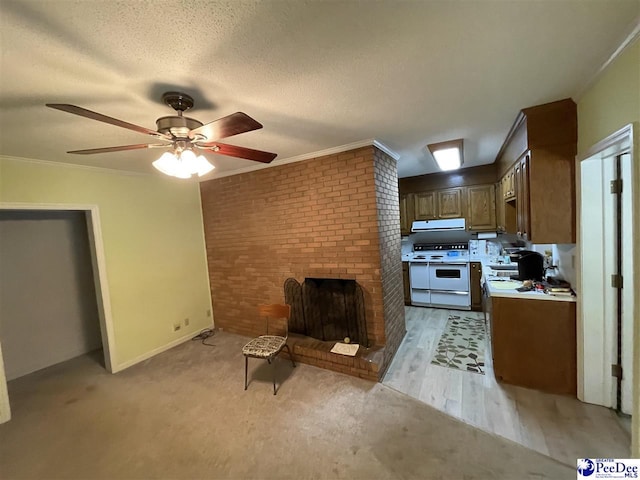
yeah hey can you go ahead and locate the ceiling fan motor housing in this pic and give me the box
[155,116,204,139]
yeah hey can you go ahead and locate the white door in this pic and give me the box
[619,152,634,414]
[0,340,10,423]
[579,126,634,415]
[409,263,430,305]
[428,263,469,292]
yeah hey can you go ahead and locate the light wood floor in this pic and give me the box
[383,306,631,467]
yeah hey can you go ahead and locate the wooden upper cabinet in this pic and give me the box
[495,180,505,232]
[495,98,577,244]
[414,191,437,220]
[437,187,464,218]
[399,193,415,236]
[503,168,516,200]
[516,154,531,240]
[467,184,496,231]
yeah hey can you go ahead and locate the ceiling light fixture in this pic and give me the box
[152,147,215,179]
[427,138,464,171]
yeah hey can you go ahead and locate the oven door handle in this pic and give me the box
[429,289,469,295]
[432,262,468,266]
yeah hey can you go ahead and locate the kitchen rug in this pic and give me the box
[431,315,485,374]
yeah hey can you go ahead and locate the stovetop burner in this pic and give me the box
[413,243,469,252]
[411,242,469,263]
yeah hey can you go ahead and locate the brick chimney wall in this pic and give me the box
[199,145,405,375]
[373,148,407,376]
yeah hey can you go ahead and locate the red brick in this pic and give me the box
[199,146,406,380]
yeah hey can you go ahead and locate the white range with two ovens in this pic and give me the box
[409,242,471,310]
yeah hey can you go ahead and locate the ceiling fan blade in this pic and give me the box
[189,112,262,141]
[46,104,172,140]
[68,143,168,155]
[199,142,277,163]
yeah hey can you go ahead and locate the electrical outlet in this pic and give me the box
[184,318,189,327]
[173,323,181,332]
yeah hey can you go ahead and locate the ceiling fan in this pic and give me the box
[46,92,277,178]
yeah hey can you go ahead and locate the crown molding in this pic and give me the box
[372,140,400,161]
[0,155,150,177]
[575,18,640,101]
[207,139,400,180]
[1,139,400,182]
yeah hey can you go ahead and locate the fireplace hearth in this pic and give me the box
[284,277,368,347]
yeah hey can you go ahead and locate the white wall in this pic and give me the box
[0,210,102,380]
[530,243,577,289]
[0,157,213,371]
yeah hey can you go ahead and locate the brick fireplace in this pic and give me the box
[199,145,406,380]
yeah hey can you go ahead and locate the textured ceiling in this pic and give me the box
[0,1,638,180]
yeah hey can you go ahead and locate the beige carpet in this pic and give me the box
[0,331,574,479]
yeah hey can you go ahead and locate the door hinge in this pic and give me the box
[610,179,623,194]
[611,274,623,289]
[612,364,623,379]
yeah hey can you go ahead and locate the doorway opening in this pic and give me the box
[0,203,115,423]
[578,124,634,418]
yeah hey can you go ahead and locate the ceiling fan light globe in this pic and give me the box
[152,151,180,176]
[195,155,215,177]
[178,149,200,175]
[153,151,192,178]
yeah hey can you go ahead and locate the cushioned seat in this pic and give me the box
[242,335,286,358]
[243,304,296,395]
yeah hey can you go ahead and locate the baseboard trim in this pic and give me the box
[111,325,214,373]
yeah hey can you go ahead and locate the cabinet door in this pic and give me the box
[402,262,411,305]
[491,297,576,394]
[516,154,530,239]
[467,184,496,231]
[399,193,414,235]
[503,168,516,200]
[414,192,437,220]
[495,181,505,232]
[437,187,464,218]
[470,262,482,311]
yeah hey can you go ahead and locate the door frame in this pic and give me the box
[576,123,636,435]
[0,202,116,422]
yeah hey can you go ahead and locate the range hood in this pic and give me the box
[411,218,466,232]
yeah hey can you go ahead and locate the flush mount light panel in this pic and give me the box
[427,139,464,171]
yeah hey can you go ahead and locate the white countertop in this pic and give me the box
[481,260,576,303]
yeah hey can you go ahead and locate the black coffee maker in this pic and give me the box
[510,250,544,281]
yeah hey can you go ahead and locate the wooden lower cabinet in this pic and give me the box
[470,262,482,311]
[490,296,576,395]
[402,262,410,305]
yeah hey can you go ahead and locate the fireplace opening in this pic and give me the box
[284,277,368,347]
